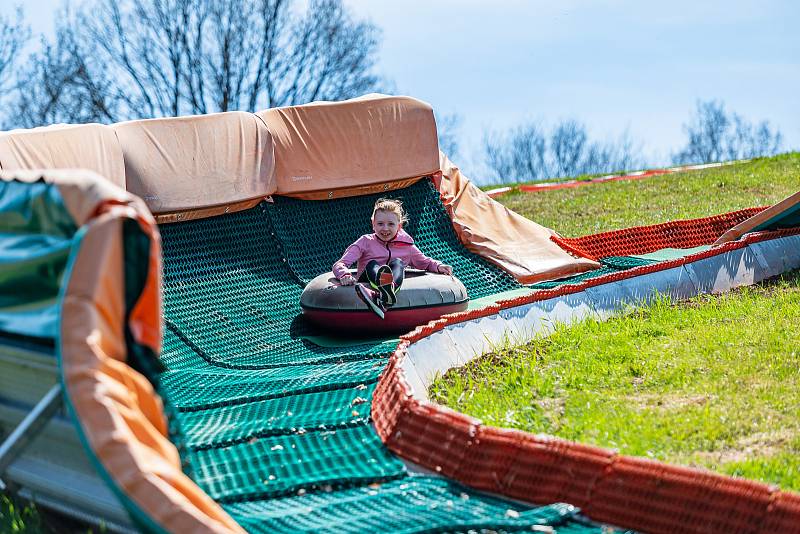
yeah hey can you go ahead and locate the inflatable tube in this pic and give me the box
[300,269,468,333]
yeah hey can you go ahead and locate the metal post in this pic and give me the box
[0,384,63,491]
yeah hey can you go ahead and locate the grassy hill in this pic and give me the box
[499,154,799,237]
[431,152,800,491]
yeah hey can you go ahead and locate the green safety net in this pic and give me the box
[267,180,521,298]
[153,179,628,532]
[630,246,710,262]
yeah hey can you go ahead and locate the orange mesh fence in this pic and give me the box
[763,491,800,534]
[461,427,615,509]
[503,431,614,509]
[403,223,800,344]
[516,168,687,194]
[553,207,764,260]
[447,427,520,495]
[400,316,456,343]
[588,456,774,533]
[742,226,800,245]
[385,399,479,479]
[371,353,410,442]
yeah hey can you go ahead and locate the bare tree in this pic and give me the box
[484,119,643,183]
[8,0,385,127]
[550,120,587,177]
[9,23,119,128]
[0,7,29,98]
[485,122,549,181]
[436,112,462,160]
[672,100,783,165]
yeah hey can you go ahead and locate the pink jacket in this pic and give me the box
[332,229,443,279]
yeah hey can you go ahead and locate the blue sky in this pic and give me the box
[6,0,799,179]
[345,0,799,175]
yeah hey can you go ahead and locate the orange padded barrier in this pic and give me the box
[371,354,411,443]
[588,456,774,533]
[385,400,479,480]
[457,427,615,509]
[376,345,800,533]
[762,491,800,534]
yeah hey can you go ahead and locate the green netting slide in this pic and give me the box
[154,180,634,532]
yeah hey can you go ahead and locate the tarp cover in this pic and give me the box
[0,124,125,187]
[436,153,601,284]
[257,94,440,199]
[114,112,275,215]
[714,189,800,245]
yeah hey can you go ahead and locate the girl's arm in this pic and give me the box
[407,246,444,273]
[332,240,363,280]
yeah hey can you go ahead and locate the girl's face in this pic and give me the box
[372,210,400,242]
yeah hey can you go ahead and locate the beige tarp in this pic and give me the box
[436,153,601,284]
[114,111,275,215]
[0,98,601,285]
[1,169,133,226]
[0,124,125,187]
[713,189,800,245]
[257,94,440,199]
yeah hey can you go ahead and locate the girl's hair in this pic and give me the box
[372,198,408,225]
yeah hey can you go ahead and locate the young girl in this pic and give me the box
[332,198,453,319]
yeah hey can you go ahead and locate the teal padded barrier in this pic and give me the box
[0,179,77,340]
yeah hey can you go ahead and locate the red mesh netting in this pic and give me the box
[471,427,614,509]
[385,400,479,480]
[553,207,765,260]
[371,353,409,442]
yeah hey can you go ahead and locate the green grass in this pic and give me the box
[0,493,99,534]
[498,153,800,236]
[430,274,800,489]
[1,495,43,533]
[479,162,685,190]
[432,152,800,491]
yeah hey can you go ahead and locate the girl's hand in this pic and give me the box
[437,264,453,276]
[340,274,356,286]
